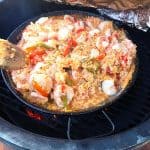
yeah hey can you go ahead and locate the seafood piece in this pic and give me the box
[58,27,72,40]
[31,73,52,97]
[53,84,74,108]
[90,48,100,58]
[101,80,117,96]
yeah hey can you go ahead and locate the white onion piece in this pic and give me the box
[58,27,70,40]
[90,48,99,58]
[36,17,48,24]
[53,85,64,108]
[102,80,117,96]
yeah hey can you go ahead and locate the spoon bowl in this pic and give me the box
[0,39,26,70]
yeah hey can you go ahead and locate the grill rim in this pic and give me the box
[0,115,149,149]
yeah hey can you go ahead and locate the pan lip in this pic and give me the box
[1,10,139,116]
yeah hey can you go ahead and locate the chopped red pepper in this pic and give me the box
[97,52,106,61]
[63,45,71,57]
[106,66,114,76]
[76,28,85,34]
[33,80,49,97]
[119,54,128,68]
[61,84,66,93]
[108,36,112,42]
[121,55,128,63]
[63,38,77,57]
[29,47,46,66]
[68,38,77,47]
[116,73,120,80]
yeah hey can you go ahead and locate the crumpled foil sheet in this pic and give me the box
[97,7,150,32]
[44,0,150,31]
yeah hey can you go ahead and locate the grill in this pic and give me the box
[0,0,150,149]
[0,26,150,140]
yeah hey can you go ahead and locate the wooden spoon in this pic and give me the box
[0,39,25,70]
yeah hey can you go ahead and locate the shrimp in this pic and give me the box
[64,15,75,23]
[98,21,113,37]
[86,17,101,28]
[89,29,100,37]
[58,26,72,40]
[90,48,100,58]
[53,84,63,107]
[72,70,80,80]
[76,34,87,43]
[53,84,74,108]
[96,36,109,50]
[29,62,52,97]
[101,79,117,96]
[74,21,85,32]
[98,21,113,31]
[30,92,48,104]
[47,31,58,40]
[31,73,52,97]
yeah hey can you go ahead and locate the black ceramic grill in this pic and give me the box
[0,0,150,149]
[0,30,150,140]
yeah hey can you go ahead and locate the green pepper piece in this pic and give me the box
[66,78,74,86]
[86,59,100,74]
[61,95,68,108]
[37,42,51,49]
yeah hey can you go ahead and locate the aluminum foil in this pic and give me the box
[45,0,150,31]
[97,7,150,32]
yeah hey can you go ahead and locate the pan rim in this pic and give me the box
[1,10,138,115]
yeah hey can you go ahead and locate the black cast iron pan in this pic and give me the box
[1,10,138,115]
